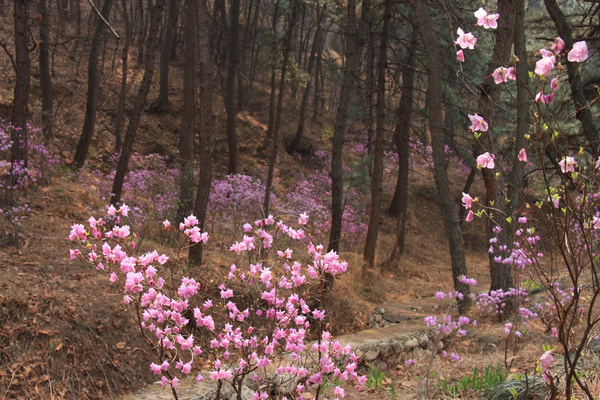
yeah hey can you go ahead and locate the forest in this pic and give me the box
[1,0,600,399]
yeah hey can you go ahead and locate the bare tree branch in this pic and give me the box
[86,0,120,39]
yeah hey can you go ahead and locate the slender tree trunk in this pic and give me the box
[288,1,324,154]
[73,0,114,169]
[383,26,418,270]
[12,0,30,174]
[152,0,177,112]
[176,0,197,221]
[328,0,362,255]
[114,0,132,153]
[189,0,213,266]
[477,0,517,316]
[264,0,299,216]
[111,0,165,205]
[266,3,280,138]
[39,0,53,141]
[363,0,391,269]
[225,0,240,174]
[507,0,528,213]
[410,0,470,314]
[544,0,600,157]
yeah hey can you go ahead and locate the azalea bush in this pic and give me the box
[456,6,600,399]
[69,208,366,400]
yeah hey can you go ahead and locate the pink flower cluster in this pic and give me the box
[69,209,366,397]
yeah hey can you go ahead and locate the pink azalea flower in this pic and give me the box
[474,8,499,29]
[461,192,473,209]
[559,156,577,173]
[476,152,495,169]
[466,210,474,222]
[535,91,555,104]
[550,77,559,91]
[518,148,528,162]
[551,37,565,55]
[492,66,516,84]
[539,350,554,370]
[455,28,477,49]
[456,49,465,62]
[468,113,489,132]
[535,55,555,77]
[568,41,588,62]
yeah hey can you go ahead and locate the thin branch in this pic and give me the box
[86,0,120,39]
[0,40,16,72]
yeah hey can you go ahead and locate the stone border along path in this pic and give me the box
[119,299,446,400]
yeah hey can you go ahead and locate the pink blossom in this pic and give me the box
[474,8,499,29]
[468,114,489,132]
[518,148,528,162]
[162,219,171,229]
[550,77,559,91]
[539,350,554,370]
[466,210,474,222]
[535,55,555,77]
[405,359,414,367]
[551,37,565,54]
[456,49,465,62]
[298,213,309,225]
[455,28,477,49]
[593,216,600,230]
[461,192,473,209]
[476,152,495,169]
[535,91,555,104]
[559,156,577,173]
[568,41,588,62]
[492,66,516,84]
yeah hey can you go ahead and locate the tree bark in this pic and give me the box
[544,0,600,157]
[114,0,132,153]
[225,0,240,174]
[152,0,178,112]
[73,0,114,169]
[264,0,299,216]
[189,0,213,266]
[11,0,30,175]
[328,0,363,255]
[384,26,418,269]
[363,0,391,269]
[410,0,470,314]
[288,1,325,154]
[176,0,197,222]
[476,0,517,316]
[38,0,53,141]
[111,0,165,205]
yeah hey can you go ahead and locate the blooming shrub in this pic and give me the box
[70,209,366,399]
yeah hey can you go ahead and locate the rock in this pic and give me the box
[404,338,419,349]
[364,348,380,361]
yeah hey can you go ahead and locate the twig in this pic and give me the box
[0,40,16,72]
[86,0,120,39]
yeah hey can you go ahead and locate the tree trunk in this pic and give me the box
[544,0,600,157]
[38,0,53,141]
[111,0,165,205]
[288,1,325,154]
[383,26,418,270]
[363,0,391,269]
[11,0,30,176]
[266,3,280,138]
[189,0,213,266]
[477,0,517,316]
[507,0,528,214]
[114,0,132,153]
[328,0,363,255]
[152,0,178,112]
[176,0,197,222]
[264,0,299,216]
[410,0,470,314]
[225,0,240,174]
[73,0,114,170]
